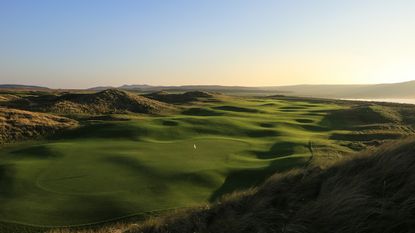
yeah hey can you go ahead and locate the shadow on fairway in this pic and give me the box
[259,122,277,128]
[182,108,224,116]
[301,124,329,132]
[279,106,307,112]
[54,196,131,225]
[51,122,142,141]
[104,156,159,177]
[296,119,314,123]
[161,120,179,126]
[246,129,280,137]
[213,106,260,113]
[209,156,306,201]
[280,106,305,110]
[0,164,15,198]
[10,145,61,159]
[251,141,301,159]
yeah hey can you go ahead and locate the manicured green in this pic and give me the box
[0,97,357,226]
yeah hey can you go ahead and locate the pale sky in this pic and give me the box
[1,0,415,88]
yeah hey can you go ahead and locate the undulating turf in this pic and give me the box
[0,96,407,227]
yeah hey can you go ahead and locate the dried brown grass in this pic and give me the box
[0,107,78,143]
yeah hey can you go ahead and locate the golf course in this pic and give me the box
[1,91,413,229]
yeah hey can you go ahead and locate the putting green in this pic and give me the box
[0,97,351,226]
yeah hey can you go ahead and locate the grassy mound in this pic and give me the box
[324,104,402,128]
[144,91,216,104]
[49,89,173,114]
[0,94,19,102]
[1,96,414,232]
[126,138,415,233]
[321,104,414,150]
[5,89,173,115]
[0,108,78,143]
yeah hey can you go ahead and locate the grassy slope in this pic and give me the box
[125,138,415,233]
[0,108,78,144]
[4,89,173,115]
[0,95,413,230]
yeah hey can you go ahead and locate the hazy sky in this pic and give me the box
[1,0,415,88]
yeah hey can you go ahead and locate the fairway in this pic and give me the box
[0,97,354,226]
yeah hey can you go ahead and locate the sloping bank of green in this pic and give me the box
[0,96,411,228]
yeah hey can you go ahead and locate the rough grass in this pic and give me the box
[122,138,415,233]
[0,108,78,144]
[6,89,173,115]
[0,95,415,231]
[46,138,415,233]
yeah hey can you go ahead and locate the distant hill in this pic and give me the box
[4,80,415,99]
[88,80,415,99]
[91,84,273,94]
[0,84,50,91]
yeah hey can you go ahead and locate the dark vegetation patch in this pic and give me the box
[126,138,415,233]
[213,106,259,113]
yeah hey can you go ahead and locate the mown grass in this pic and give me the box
[123,138,415,233]
[0,94,413,232]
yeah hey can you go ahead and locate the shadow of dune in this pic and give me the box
[51,195,132,226]
[0,164,15,198]
[161,120,179,126]
[213,106,260,113]
[209,156,306,201]
[251,141,300,159]
[182,108,223,116]
[104,156,159,177]
[51,122,142,141]
[296,119,314,123]
[259,122,276,128]
[246,129,280,137]
[280,106,305,110]
[10,145,61,159]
